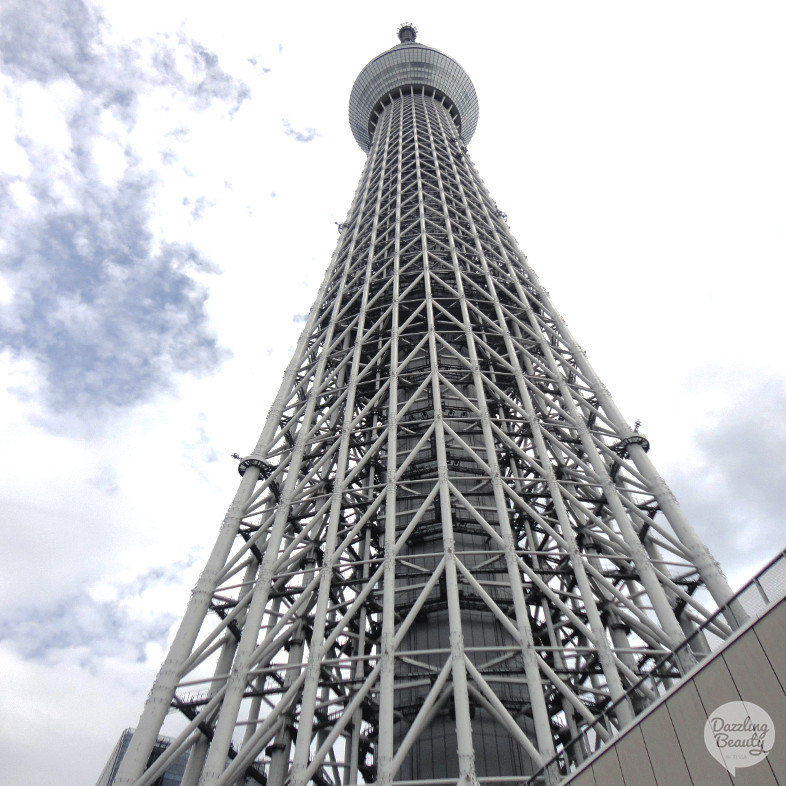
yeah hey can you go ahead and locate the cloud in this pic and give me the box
[0,0,104,86]
[183,194,215,220]
[1,206,228,414]
[0,558,195,666]
[145,33,251,114]
[0,0,250,422]
[283,119,320,143]
[248,58,272,75]
[184,411,222,473]
[666,370,786,581]
[246,41,282,76]
[693,375,786,521]
[88,464,121,495]
[0,1,249,115]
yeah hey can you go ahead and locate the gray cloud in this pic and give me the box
[248,57,272,75]
[666,370,786,579]
[147,33,251,113]
[187,195,215,220]
[1,193,227,413]
[0,558,196,665]
[694,378,786,518]
[247,42,283,76]
[0,1,249,115]
[0,0,104,85]
[0,0,251,421]
[283,119,320,143]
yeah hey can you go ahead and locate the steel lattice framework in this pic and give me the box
[115,26,739,786]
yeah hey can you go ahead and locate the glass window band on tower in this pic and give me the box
[348,36,479,152]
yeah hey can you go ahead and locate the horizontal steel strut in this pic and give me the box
[113,30,735,786]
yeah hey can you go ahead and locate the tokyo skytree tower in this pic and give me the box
[114,25,738,786]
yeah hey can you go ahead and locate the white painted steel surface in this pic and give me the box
[113,30,737,786]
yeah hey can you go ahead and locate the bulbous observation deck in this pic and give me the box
[348,25,479,152]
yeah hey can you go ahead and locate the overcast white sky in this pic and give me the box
[1,1,785,783]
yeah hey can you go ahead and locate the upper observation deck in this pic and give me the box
[348,24,479,153]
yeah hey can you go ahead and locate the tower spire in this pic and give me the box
[397,23,417,43]
[112,30,737,786]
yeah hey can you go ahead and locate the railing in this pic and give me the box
[529,548,786,785]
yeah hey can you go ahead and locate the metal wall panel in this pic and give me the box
[585,745,623,785]
[665,681,734,786]
[638,709,692,785]
[566,768,597,786]
[753,600,786,693]
[614,725,657,786]
[691,658,781,785]
[722,627,785,780]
